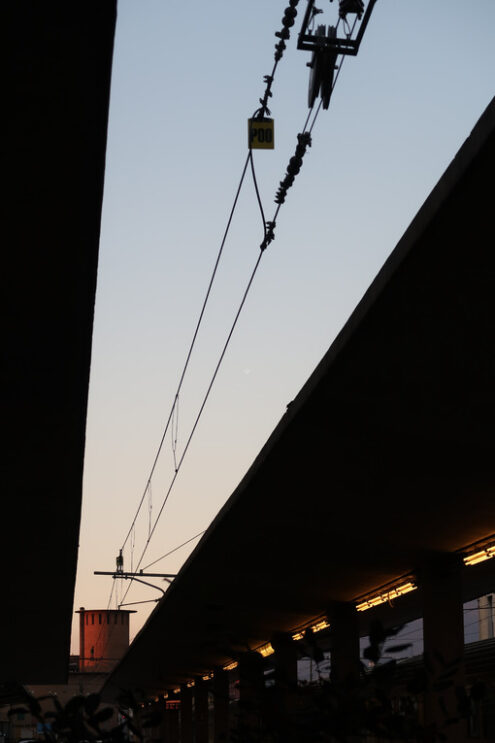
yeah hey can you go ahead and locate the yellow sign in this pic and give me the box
[248,118,274,149]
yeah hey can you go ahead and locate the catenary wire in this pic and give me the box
[119,5,373,606]
[119,2,304,555]
[119,153,251,554]
[142,529,206,571]
[120,250,265,606]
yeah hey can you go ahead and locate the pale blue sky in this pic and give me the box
[73,0,495,650]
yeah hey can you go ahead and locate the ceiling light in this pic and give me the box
[356,581,417,612]
[464,545,495,566]
[258,642,274,657]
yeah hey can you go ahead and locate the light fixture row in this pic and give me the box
[169,537,495,694]
[356,581,417,612]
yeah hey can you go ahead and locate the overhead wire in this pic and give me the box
[117,3,304,605]
[119,250,266,606]
[118,2,372,606]
[118,2,302,560]
[142,529,206,571]
[119,153,251,554]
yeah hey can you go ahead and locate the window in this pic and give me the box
[99,613,102,624]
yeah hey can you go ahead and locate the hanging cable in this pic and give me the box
[130,524,135,573]
[120,251,265,606]
[119,5,303,560]
[119,154,251,554]
[248,133,271,250]
[117,3,368,606]
[171,394,179,473]
[147,481,152,539]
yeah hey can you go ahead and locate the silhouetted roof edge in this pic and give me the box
[171,96,495,587]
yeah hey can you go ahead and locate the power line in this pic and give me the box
[119,1,304,557]
[118,2,373,606]
[142,529,206,571]
[120,250,266,606]
[120,154,251,554]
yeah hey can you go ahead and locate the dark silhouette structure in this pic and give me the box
[2,1,116,683]
[102,98,495,741]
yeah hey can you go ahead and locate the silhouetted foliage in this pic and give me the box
[8,622,487,742]
[8,687,153,743]
[225,620,486,742]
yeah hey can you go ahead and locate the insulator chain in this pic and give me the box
[275,132,312,206]
[259,132,312,251]
[255,0,301,120]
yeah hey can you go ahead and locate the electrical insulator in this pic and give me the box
[282,6,298,28]
[116,549,124,573]
[339,0,364,18]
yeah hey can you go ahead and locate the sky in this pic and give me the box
[72,0,495,653]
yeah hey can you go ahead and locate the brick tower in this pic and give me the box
[77,607,134,672]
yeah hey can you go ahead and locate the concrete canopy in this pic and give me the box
[102,98,495,698]
[2,1,116,683]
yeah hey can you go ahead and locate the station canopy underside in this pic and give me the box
[103,97,495,698]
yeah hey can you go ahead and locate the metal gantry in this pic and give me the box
[299,0,378,108]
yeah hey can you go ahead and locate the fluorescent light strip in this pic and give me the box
[311,619,330,633]
[223,620,331,670]
[464,545,495,566]
[355,581,417,612]
[211,547,494,684]
[258,642,274,658]
[292,618,330,642]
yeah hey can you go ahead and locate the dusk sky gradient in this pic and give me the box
[72,0,495,652]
